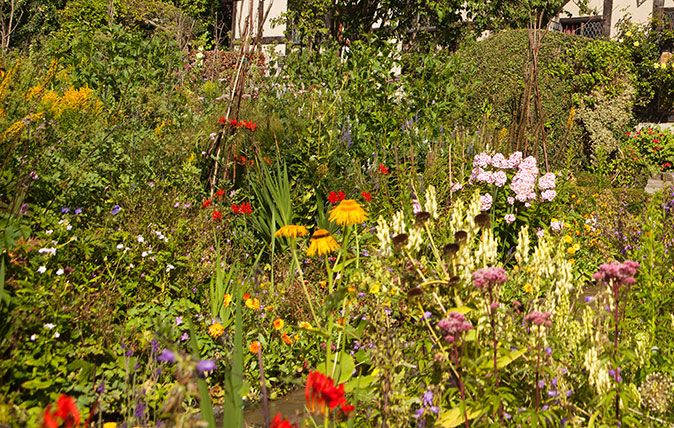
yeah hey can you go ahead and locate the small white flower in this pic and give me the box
[116,244,124,250]
[56,268,64,276]
[58,219,65,225]
[141,251,148,258]
[38,247,57,256]
[166,264,175,272]
[66,224,72,231]
[45,229,53,235]
[129,263,135,268]
[30,334,38,341]
[53,331,60,338]
[44,323,55,330]
[37,266,47,274]
[137,235,145,243]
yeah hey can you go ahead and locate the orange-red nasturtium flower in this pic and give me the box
[361,191,372,202]
[271,413,296,428]
[378,163,390,174]
[212,210,222,221]
[305,371,354,416]
[202,199,212,208]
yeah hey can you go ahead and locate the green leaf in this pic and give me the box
[437,406,484,427]
[21,378,53,390]
[479,348,526,370]
[317,351,355,384]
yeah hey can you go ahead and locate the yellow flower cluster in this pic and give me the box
[2,112,44,140]
[208,322,225,338]
[39,86,103,118]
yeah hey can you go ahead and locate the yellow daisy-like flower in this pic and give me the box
[328,199,367,226]
[208,322,225,338]
[223,293,232,307]
[249,341,261,354]
[562,235,573,244]
[245,297,260,310]
[307,229,340,256]
[273,318,284,330]
[298,321,312,330]
[523,283,533,294]
[275,225,309,239]
[567,243,581,256]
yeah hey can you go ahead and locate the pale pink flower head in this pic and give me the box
[437,312,473,343]
[480,193,493,211]
[504,213,516,224]
[550,220,563,232]
[473,152,492,168]
[538,173,556,190]
[593,261,639,287]
[493,171,507,187]
[541,189,557,202]
[491,153,510,169]
[472,267,507,290]
[508,151,523,168]
[524,310,552,328]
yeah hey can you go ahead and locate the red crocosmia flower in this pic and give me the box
[202,199,212,209]
[340,403,355,416]
[215,189,225,198]
[229,119,238,128]
[378,163,390,174]
[239,202,253,215]
[270,413,296,428]
[328,191,346,205]
[361,191,372,202]
[305,371,352,416]
[231,204,241,214]
[212,210,223,221]
[218,116,227,125]
[43,394,80,428]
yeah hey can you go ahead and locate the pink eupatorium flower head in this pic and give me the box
[472,267,507,290]
[437,312,473,343]
[524,311,552,327]
[592,261,639,287]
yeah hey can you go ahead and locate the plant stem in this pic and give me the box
[291,241,320,328]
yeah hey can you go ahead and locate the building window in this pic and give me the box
[559,16,604,39]
[664,8,674,29]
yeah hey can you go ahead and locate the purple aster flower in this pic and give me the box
[151,339,160,354]
[74,208,82,215]
[134,400,146,420]
[196,359,216,375]
[180,332,189,342]
[175,316,183,326]
[545,347,552,355]
[61,207,70,214]
[111,205,121,215]
[95,381,105,394]
[584,296,593,303]
[157,349,176,363]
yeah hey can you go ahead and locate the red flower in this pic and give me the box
[239,202,253,215]
[328,191,346,204]
[305,371,353,416]
[216,189,225,199]
[231,204,241,214]
[229,119,238,128]
[212,210,222,221]
[218,116,227,125]
[340,403,355,416]
[271,413,296,428]
[378,163,390,174]
[43,395,80,428]
[361,191,372,202]
[202,199,212,209]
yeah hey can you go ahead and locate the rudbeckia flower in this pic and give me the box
[273,318,284,330]
[328,199,367,226]
[275,225,309,239]
[208,322,225,338]
[307,229,340,256]
[249,341,261,354]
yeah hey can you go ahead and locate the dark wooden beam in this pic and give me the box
[602,0,613,37]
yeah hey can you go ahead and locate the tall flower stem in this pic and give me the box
[290,241,320,328]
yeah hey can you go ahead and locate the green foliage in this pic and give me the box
[626,126,674,172]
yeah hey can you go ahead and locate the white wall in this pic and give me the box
[561,0,674,37]
[233,0,287,41]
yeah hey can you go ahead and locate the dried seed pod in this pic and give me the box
[392,233,409,249]
[447,275,461,286]
[474,213,491,228]
[454,230,468,243]
[414,211,431,226]
[407,287,424,298]
[443,243,460,258]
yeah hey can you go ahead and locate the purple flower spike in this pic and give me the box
[196,359,216,375]
[157,349,176,363]
[111,205,121,215]
[61,207,70,214]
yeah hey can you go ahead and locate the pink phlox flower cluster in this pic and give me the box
[541,189,557,202]
[510,156,539,203]
[550,220,563,232]
[450,182,463,193]
[437,312,473,343]
[524,311,552,327]
[480,193,493,211]
[493,171,507,187]
[473,153,492,168]
[538,173,556,190]
[592,261,639,286]
[472,267,508,290]
[504,214,516,224]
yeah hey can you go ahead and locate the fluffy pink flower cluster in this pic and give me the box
[592,261,639,287]
[437,312,473,343]
[524,311,552,327]
[472,267,508,290]
[468,151,556,205]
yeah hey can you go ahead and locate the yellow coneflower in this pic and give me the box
[307,229,340,256]
[245,297,260,310]
[208,322,225,338]
[298,321,312,330]
[223,293,232,307]
[274,224,309,239]
[328,199,367,226]
[273,318,284,330]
